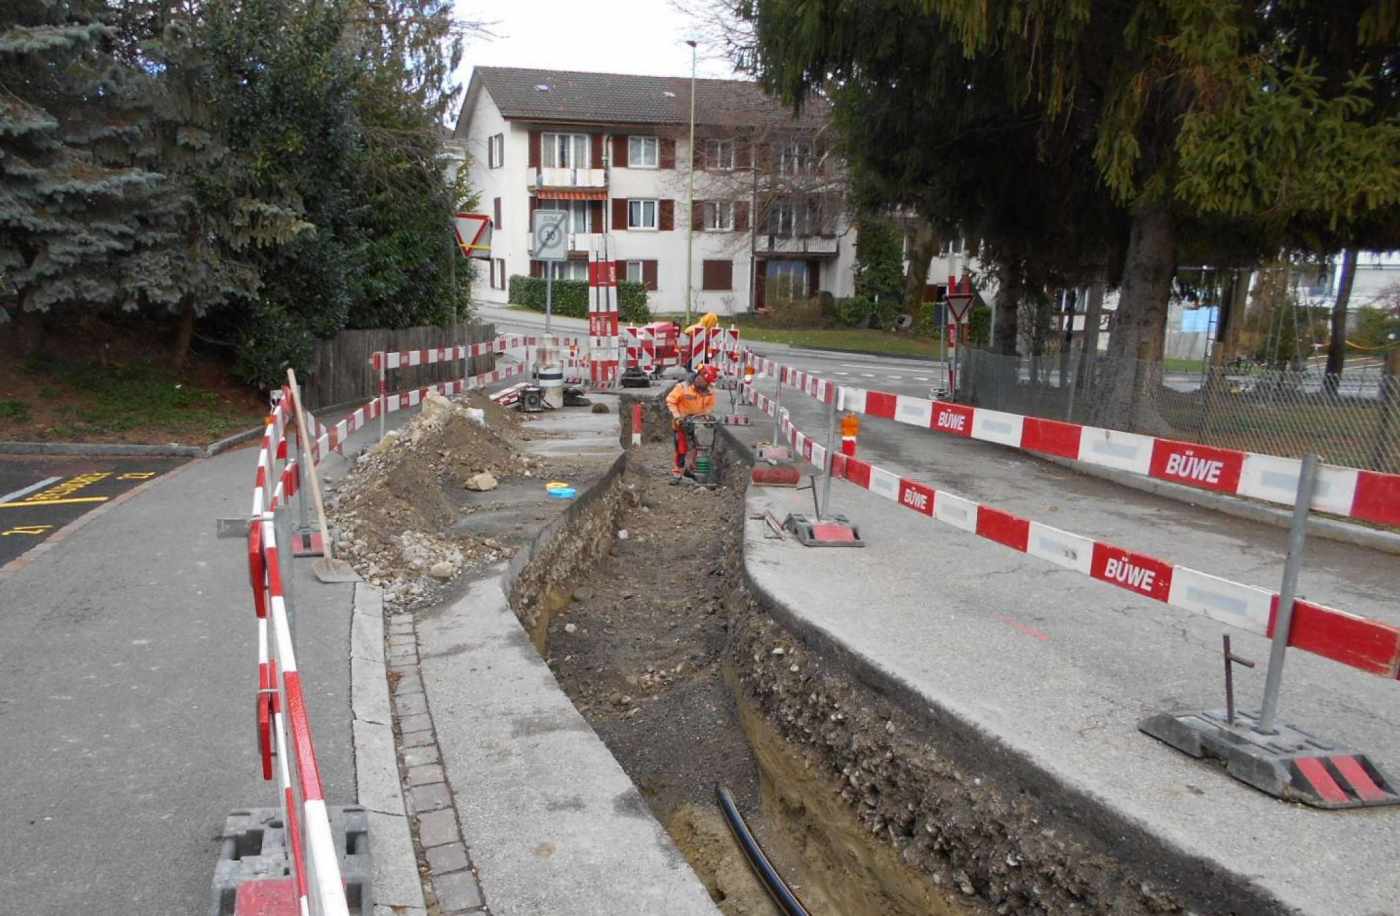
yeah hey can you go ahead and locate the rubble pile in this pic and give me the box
[328,390,545,605]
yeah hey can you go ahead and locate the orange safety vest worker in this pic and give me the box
[667,367,719,479]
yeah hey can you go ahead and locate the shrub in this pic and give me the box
[757,296,827,328]
[509,275,650,324]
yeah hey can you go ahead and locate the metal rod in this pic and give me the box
[820,389,836,519]
[293,418,312,542]
[772,365,783,446]
[1255,453,1319,734]
[378,357,386,442]
[1224,634,1236,726]
[716,786,810,916]
[545,267,554,335]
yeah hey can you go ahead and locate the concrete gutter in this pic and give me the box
[1033,452,1400,556]
[0,423,265,459]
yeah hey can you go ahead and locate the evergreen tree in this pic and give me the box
[0,2,163,354]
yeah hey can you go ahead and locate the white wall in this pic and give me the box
[458,90,859,316]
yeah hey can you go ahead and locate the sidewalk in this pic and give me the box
[0,444,354,914]
[730,379,1400,914]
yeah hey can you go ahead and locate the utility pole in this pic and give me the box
[684,39,698,329]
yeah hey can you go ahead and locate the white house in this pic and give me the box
[453,66,857,316]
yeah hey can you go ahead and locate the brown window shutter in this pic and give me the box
[692,200,705,231]
[612,198,628,231]
[659,137,676,169]
[702,259,733,291]
[493,197,502,229]
[589,199,603,232]
[612,135,628,168]
[735,138,751,169]
[808,261,820,297]
[615,260,627,283]
[530,259,543,279]
[735,200,749,232]
[590,133,604,168]
[528,130,541,168]
[643,260,658,291]
[659,199,675,231]
[529,197,539,219]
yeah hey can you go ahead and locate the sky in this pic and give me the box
[451,0,741,104]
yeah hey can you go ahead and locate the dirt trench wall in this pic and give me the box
[506,452,628,649]
[619,388,677,445]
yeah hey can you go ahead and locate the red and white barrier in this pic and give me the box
[247,393,350,916]
[742,352,1400,529]
[742,378,1400,681]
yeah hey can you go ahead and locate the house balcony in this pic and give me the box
[529,166,607,190]
[528,231,603,255]
[760,234,840,256]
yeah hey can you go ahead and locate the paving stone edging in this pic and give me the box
[352,583,487,915]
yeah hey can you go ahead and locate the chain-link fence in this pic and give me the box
[960,347,1400,473]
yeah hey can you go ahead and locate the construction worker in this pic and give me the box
[667,364,718,483]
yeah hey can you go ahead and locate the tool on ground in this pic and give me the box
[286,369,360,584]
[518,385,545,412]
[716,785,810,916]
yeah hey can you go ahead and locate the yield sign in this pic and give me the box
[453,213,492,260]
[945,274,975,322]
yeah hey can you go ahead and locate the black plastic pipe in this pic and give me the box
[716,785,811,916]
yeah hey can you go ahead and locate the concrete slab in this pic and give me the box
[730,380,1400,916]
[417,572,721,916]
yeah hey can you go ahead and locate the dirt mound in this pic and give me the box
[330,392,546,605]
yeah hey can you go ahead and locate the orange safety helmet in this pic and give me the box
[695,365,720,385]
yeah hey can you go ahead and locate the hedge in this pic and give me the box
[508,275,650,324]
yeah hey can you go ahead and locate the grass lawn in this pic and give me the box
[0,354,266,445]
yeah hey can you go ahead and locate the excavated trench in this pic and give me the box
[506,408,1256,916]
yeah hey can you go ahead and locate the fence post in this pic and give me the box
[376,352,386,441]
[772,365,783,446]
[1373,350,1400,472]
[820,388,837,519]
[1255,453,1319,735]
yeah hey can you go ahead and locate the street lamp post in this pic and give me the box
[684,38,697,330]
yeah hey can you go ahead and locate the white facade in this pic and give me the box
[455,76,856,316]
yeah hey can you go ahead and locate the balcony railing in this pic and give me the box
[530,166,607,189]
[761,233,840,255]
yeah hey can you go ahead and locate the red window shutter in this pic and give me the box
[589,199,603,232]
[612,135,628,168]
[702,260,733,291]
[528,130,541,168]
[493,197,502,229]
[692,200,705,231]
[612,198,628,231]
[659,137,676,169]
[590,133,604,168]
[530,259,543,278]
[659,199,675,231]
[735,200,749,231]
[615,260,627,283]
[643,260,658,291]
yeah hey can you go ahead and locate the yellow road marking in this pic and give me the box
[3,525,54,536]
[0,496,110,508]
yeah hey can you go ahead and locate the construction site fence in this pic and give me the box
[959,347,1400,474]
[301,322,498,410]
[736,350,1400,685]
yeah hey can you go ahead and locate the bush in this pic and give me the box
[509,275,650,324]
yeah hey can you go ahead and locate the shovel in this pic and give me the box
[286,369,360,584]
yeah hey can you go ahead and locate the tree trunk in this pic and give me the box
[1324,248,1357,394]
[1076,280,1105,392]
[172,300,195,371]
[11,302,45,357]
[1209,268,1251,370]
[993,263,1021,356]
[902,221,938,310]
[1096,203,1176,433]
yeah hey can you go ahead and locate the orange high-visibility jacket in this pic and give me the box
[666,382,716,419]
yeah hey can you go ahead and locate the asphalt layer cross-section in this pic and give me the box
[0,455,186,566]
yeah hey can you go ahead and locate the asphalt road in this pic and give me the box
[0,456,185,566]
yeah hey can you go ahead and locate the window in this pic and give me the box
[624,260,658,290]
[492,197,502,229]
[628,199,658,230]
[705,139,734,170]
[626,260,644,284]
[766,259,809,301]
[702,260,733,291]
[488,133,504,168]
[703,201,734,231]
[491,258,506,290]
[767,199,795,236]
[628,136,658,168]
[547,261,589,282]
[779,142,813,176]
[542,132,590,168]
[536,199,591,233]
